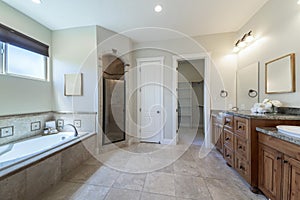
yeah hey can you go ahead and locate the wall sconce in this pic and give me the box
[233,31,255,53]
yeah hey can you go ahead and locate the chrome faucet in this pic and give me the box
[64,124,79,137]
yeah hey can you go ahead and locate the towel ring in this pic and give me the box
[220,90,228,98]
[248,89,258,98]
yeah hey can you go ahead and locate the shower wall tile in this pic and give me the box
[0,112,53,146]
[0,112,97,146]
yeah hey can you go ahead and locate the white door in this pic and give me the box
[137,57,164,143]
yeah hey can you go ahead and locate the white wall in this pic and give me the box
[133,32,237,139]
[0,1,52,115]
[237,0,300,107]
[52,26,98,112]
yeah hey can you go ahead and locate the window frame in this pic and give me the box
[1,43,49,81]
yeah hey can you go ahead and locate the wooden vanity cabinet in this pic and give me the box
[223,114,235,167]
[211,114,224,154]
[219,113,300,193]
[258,132,300,200]
[282,156,300,200]
[258,143,282,200]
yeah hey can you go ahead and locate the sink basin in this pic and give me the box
[276,125,300,137]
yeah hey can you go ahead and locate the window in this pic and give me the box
[0,23,49,81]
[5,44,47,80]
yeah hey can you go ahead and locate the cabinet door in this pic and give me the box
[283,157,300,200]
[258,144,282,200]
[215,124,223,153]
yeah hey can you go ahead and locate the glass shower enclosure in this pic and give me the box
[102,53,126,145]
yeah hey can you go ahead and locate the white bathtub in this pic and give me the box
[0,132,88,166]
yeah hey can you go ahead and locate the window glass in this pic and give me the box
[0,42,3,74]
[6,44,46,80]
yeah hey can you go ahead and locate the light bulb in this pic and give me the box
[245,35,254,43]
[233,46,240,53]
[238,41,246,48]
[154,5,163,13]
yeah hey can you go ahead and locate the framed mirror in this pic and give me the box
[265,53,295,94]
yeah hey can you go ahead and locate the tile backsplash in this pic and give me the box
[0,112,53,146]
[0,112,97,146]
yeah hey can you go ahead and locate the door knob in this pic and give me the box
[157,111,160,114]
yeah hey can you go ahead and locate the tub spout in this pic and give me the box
[64,124,79,137]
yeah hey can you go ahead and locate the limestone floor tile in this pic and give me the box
[143,172,175,196]
[39,181,84,200]
[148,158,175,173]
[141,192,176,200]
[175,174,212,200]
[133,143,162,153]
[63,164,120,187]
[205,178,266,200]
[113,173,146,191]
[176,150,195,162]
[85,165,121,187]
[124,155,153,173]
[154,163,174,174]
[104,188,141,200]
[63,164,99,184]
[197,160,235,180]
[84,157,102,166]
[69,184,110,200]
[39,181,109,200]
[173,159,201,177]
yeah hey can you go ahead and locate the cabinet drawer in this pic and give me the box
[234,117,249,139]
[224,146,234,167]
[235,155,250,182]
[224,129,234,149]
[235,136,249,160]
[224,115,234,130]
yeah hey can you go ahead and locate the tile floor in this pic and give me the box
[39,129,267,200]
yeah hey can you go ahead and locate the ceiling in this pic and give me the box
[1,0,269,42]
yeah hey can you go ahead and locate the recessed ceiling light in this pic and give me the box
[32,0,42,4]
[298,0,300,5]
[154,5,162,13]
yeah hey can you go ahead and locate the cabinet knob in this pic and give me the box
[276,157,281,160]
[225,137,230,141]
[226,154,231,158]
[238,125,242,129]
[283,160,288,164]
[239,166,245,170]
[238,146,243,149]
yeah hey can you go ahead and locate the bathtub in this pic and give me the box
[0,132,89,171]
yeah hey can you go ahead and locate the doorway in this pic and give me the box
[177,60,204,144]
[173,54,211,147]
[137,57,164,143]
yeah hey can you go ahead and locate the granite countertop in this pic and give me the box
[256,127,300,146]
[211,110,300,120]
